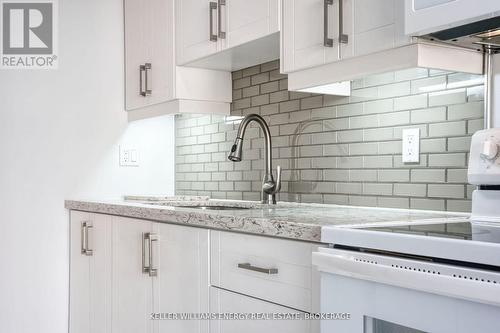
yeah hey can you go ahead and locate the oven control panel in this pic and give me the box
[468,128,500,185]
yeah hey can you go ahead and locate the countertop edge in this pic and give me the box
[65,200,323,243]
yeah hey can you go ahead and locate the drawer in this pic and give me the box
[209,287,316,333]
[210,231,320,312]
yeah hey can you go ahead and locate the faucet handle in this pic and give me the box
[274,165,282,194]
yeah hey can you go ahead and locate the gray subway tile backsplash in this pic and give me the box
[175,61,484,212]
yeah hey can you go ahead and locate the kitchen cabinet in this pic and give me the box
[124,0,231,116]
[154,223,210,333]
[281,0,408,73]
[69,211,112,333]
[176,0,280,70]
[112,216,210,333]
[69,211,320,333]
[224,0,279,50]
[211,230,320,332]
[175,0,220,65]
[111,217,154,333]
[69,213,209,333]
[209,287,312,333]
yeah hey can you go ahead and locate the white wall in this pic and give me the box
[0,1,175,332]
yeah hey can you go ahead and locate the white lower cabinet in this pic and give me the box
[154,222,210,333]
[210,230,320,333]
[111,217,155,333]
[69,211,112,333]
[69,212,319,333]
[70,212,209,333]
[209,287,311,333]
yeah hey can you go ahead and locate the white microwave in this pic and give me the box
[405,0,500,35]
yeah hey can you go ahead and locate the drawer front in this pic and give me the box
[209,287,315,333]
[210,231,319,312]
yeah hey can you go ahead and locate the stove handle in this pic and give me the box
[312,251,500,307]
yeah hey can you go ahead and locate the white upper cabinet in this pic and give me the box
[125,0,231,117]
[345,0,408,59]
[281,0,341,73]
[282,0,409,73]
[405,0,500,36]
[176,0,280,71]
[125,0,174,110]
[224,0,279,49]
[176,0,221,65]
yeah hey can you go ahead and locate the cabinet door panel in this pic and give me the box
[69,212,112,333]
[209,287,313,333]
[282,0,340,73]
[149,0,175,105]
[89,214,112,333]
[69,212,91,333]
[112,217,154,333]
[225,0,279,49]
[125,0,174,110]
[344,0,409,59]
[154,224,210,333]
[176,0,219,64]
[124,0,152,110]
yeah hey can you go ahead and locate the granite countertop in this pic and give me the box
[65,196,469,242]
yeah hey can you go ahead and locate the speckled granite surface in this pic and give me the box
[65,197,469,242]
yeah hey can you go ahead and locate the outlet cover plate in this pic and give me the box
[402,128,420,163]
[120,145,140,167]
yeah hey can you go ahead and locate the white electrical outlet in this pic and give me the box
[402,128,420,163]
[119,145,140,167]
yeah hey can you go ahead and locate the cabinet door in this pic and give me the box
[282,0,340,73]
[112,217,154,333]
[124,0,174,110]
[210,287,313,333]
[153,223,210,333]
[224,0,279,49]
[342,0,408,59]
[176,0,220,65]
[69,212,112,333]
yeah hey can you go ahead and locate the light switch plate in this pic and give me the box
[402,128,420,163]
[119,145,140,167]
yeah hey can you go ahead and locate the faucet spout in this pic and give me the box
[227,114,282,204]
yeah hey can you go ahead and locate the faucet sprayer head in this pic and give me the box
[228,137,243,162]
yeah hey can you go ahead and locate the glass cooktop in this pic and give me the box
[363,222,500,245]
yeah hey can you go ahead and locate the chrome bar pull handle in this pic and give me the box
[338,0,348,44]
[81,222,93,256]
[324,0,333,47]
[238,263,278,275]
[209,2,218,42]
[139,63,152,97]
[218,0,226,39]
[142,233,158,277]
[148,233,158,277]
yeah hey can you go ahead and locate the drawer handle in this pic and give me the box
[237,263,278,275]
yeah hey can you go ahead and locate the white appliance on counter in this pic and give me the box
[313,128,500,333]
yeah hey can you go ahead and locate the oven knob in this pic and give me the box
[480,140,498,160]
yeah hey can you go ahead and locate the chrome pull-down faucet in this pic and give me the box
[228,114,282,204]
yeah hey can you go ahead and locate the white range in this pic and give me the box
[313,128,500,333]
